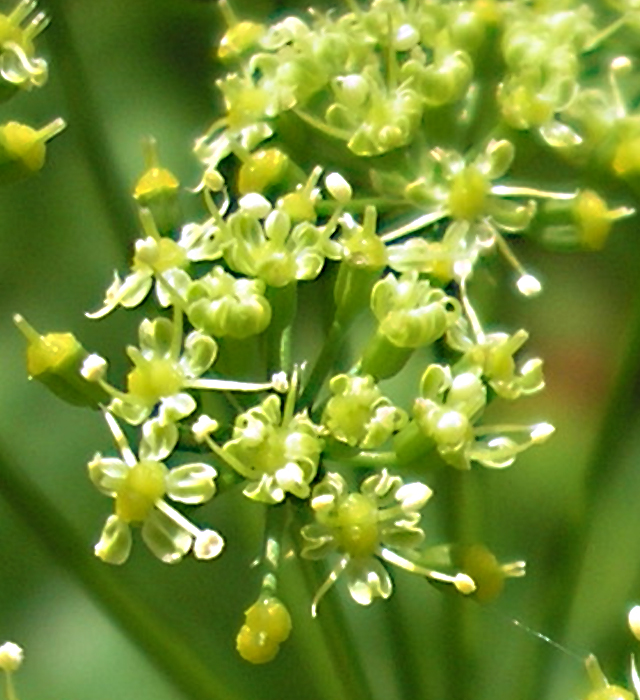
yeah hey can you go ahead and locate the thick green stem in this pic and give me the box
[298,320,346,410]
[0,443,244,700]
[530,260,640,700]
[43,0,138,251]
[265,282,297,374]
[438,468,477,700]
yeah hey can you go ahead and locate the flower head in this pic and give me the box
[301,469,433,614]
[89,411,222,565]
[103,315,217,425]
[322,373,407,448]
[413,363,554,469]
[222,392,323,503]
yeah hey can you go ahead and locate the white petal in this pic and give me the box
[139,419,178,461]
[346,558,392,605]
[88,455,128,495]
[166,463,217,504]
[158,393,197,423]
[95,515,132,565]
[141,509,192,564]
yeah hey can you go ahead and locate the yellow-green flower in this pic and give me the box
[89,412,222,565]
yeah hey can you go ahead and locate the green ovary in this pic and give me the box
[334,494,379,558]
[448,166,488,221]
[115,460,167,523]
[254,430,287,474]
[127,357,184,403]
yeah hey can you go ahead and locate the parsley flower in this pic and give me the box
[89,411,223,565]
[301,470,474,615]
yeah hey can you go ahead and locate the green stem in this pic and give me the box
[298,320,345,410]
[265,282,297,374]
[43,0,138,251]
[382,592,430,699]
[3,673,18,700]
[438,468,477,700]
[530,263,640,700]
[0,442,244,700]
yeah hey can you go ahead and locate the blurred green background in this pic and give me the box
[1,1,640,700]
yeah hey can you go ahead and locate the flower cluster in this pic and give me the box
[17,0,639,668]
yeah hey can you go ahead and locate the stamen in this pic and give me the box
[203,188,231,231]
[24,10,49,39]
[491,185,577,200]
[217,0,238,28]
[379,548,476,594]
[200,431,255,479]
[8,0,36,25]
[311,556,349,617]
[609,56,632,120]
[459,275,485,344]
[493,232,542,297]
[282,366,300,425]
[380,210,447,243]
[102,410,137,468]
[186,377,278,392]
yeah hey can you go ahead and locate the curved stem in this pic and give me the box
[0,441,244,700]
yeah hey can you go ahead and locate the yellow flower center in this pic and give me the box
[127,357,184,404]
[335,493,379,558]
[448,166,489,221]
[115,460,167,523]
[133,237,187,273]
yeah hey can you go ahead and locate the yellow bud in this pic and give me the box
[278,191,316,222]
[14,314,108,409]
[238,148,289,195]
[126,357,184,404]
[218,21,265,60]
[134,137,180,233]
[236,596,292,664]
[612,136,640,176]
[451,544,505,603]
[572,190,611,251]
[0,118,65,182]
[115,460,167,523]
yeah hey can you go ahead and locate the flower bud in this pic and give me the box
[133,137,180,234]
[0,118,64,183]
[14,314,109,408]
[236,596,292,664]
[238,148,290,195]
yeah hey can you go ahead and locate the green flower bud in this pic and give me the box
[133,137,180,234]
[237,148,290,195]
[186,267,272,339]
[0,118,64,183]
[322,374,407,448]
[218,21,265,61]
[14,314,109,409]
[236,596,292,664]
[333,207,387,326]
